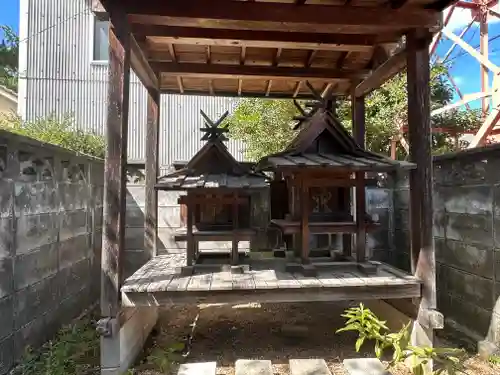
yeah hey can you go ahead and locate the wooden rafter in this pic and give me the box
[240,46,246,65]
[150,62,368,81]
[134,26,389,52]
[206,45,212,64]
[118,0,442,32]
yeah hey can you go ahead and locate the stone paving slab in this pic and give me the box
[343,358,390,375]
[289,358,332,375]
[177,361,216,375]
[235,359,273,375]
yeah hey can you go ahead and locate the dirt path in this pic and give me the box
[134,302,498,375]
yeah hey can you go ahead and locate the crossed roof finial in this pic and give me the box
[200,109,230,142]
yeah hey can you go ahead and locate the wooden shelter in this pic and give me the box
[155,110,267,274]
[258,95,415,276]
[94,0,451,369]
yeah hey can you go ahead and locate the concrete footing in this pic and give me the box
[100,307,158,375]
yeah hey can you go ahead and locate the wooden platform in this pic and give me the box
[121,255,421,306]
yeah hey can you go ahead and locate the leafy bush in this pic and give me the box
[0,113,105,158]
[337,303,467,375]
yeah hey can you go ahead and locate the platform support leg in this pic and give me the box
[407,29,440,373]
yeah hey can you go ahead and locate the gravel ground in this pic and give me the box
[133,302,499,375]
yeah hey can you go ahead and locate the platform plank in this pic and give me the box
[122,256,421,305]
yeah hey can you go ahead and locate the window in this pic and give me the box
[93,18,109,62]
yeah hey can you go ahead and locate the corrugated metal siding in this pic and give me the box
[21,0,246,165]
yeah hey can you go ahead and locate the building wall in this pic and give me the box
[18,0,245,168]
[393,147,500,352]
[0,130,103,374]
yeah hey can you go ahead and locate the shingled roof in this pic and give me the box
[156,110,268,190]
[257,104,415,172]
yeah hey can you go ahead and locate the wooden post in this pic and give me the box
[300,177,310,264]
[101,13,131,318]
[407,29,438,357]
[144,88,160,259]
[232,192,239,265]
[186,196,194,267]
[352,91,366,263]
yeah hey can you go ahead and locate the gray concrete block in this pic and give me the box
[158,206,182,228]
[14,274,59,329]
[59,234,91,269]
[14,314,47,361]
[436,238,494,279]
[15,212,59,255]
[14,243,58,290]
[14,181,58,215]
[0,335,14,375]
[445,212,493,247]
[178,362,217,375]
[235,359,272,375]
[343,358,389,375]
[0,180,13,218]
[158,190,183,206]
[59,209,88,241]
[125,206,145,227]
[59,182,90,211]
[438,185,493,216]
[366,189,391,210]
[289,358,331,375]
[58,258,91,299]
[0,296,13,341]
[440,265,495,310]
[0,218,13,259]
[0,257,13,299]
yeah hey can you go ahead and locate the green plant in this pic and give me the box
[337,303,467,375]
[488,354,500,365]
[11,315,100,375]
[0,112,105,158]
[146,342,185,373]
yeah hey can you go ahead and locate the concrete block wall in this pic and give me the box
[392,146,500,352]
[0,130,104,374]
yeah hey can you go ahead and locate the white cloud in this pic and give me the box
[444,4,500,31]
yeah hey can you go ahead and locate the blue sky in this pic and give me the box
[1,0,499,108]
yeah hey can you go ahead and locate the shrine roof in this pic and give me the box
[156,110,268,190]
[257,104,415,172]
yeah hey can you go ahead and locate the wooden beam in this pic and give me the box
[130,33,158,92]
[117,0,441,32]
[144,88,160,259]
[406,29,436,362]
[138,26,379,52]
[101,9,131,318]
[150,62,368,81]
[160,88,345,99]
[429,3,455,56]
[351,90,366,263]
[232,193,240,265]
[355,49,406,97]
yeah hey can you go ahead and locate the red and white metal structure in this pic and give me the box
[393,0,500,156]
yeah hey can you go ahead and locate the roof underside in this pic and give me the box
[97,0,453,99]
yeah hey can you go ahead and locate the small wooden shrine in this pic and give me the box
[257,92,415,276]
[155,110,268,275]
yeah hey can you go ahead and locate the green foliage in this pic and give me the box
[11,316,100,375]
[0,113,105,158]
[337,303,467,375]
[145,342,185,373]
[488,354,500,365]
[0,25,19,91]
[226,98,299,161]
